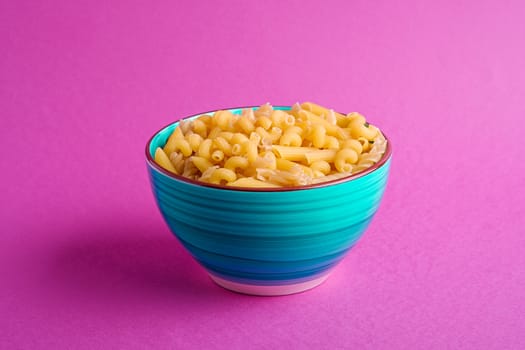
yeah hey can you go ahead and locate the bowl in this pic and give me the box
[145,106,392,296]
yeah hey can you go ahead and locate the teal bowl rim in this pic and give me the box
[145,106,392,192]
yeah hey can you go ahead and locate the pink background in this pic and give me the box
[1,0,524,349]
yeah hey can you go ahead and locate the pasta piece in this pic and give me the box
[197,114,213,127]
[323,136,340,149]
[272,145,318,161]
[191,156,214,174]
[309,123,327,148]
[163,126,184,155]
[165,138,191,157]
[279,132,302,147]
[218,131,234,142]
[214,110,234,130]
[256,168,308,187]
[276,158,302,172]
[300,102,347,126]
[254,103,273,117]
[236,115,255,134]
[252,152,277,170]
[231,132,250,145]
[341,139,363,154]
[245,140,258,163]
[270,110,292,128]
[192,119,208,138]
[296,109,341,136]
[310,160,331,175]
[214,137,232,156]
[207,126,223,139]
[209,168,237,185]
[227,177,281,188]
[334,148,358,172]
[283,125,305,136]
[304,149,338,164]
[199,165,219,182]
[348,119,378,140]
[255,115,272,130]
[269,127,283,142]
[255,126,271,141]
[211,150,225,163]
[186,133,203,152]
[311,171,352,184]
[179,119,192,134]
[170,152,185,174]
[155,147,177,173]
[231,143,243,156]
[224,156,250,172]
[182,158,199,178]
[197,139,213,159]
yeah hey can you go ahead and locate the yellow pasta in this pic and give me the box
[218,131,234,142]
[323,136,340,149]
[300,102,347,126]
[213,137,232,156]
[192,119,208,138]
[231,132,249,145]
[270,110,289,128]
[255,126,271,141]
[255,116,272,130]
[197,138,213,159]
[357,137,371,152]
[334,148,358,172]
[341,139,363,154]
[166,138,192,157]
[186,133,203,152]
[211,150,225,163]
[214,110,234,130]
[269,127,283,142]
[170,152,185,174]
[155,147,177,173]
[154,102,387,187]
[310,124,326,148]
[254,103,272,117]
[163,126,183,155]
[182,158,199,178]
[272,145,318,161]
[227,177,281,188]
[276,158,301,172]
[304,149,337,164]
[236,116,255,134]
[310,160,331,175]
[279,132,302,147]
[191,156,214,173]
[207,126,222,139]
[252,151,277,170]
[245,140,258,163]
[224,156,250,172]
[231,143,243,156]
[349,120,378,140]
[296,109,341,136]
[209,168,237,185]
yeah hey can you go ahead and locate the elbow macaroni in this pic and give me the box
[154,102,387,187]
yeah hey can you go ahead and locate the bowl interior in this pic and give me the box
[147,106,292,159]
[146,106,392,192]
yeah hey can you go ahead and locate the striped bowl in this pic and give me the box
[146,106,392,296]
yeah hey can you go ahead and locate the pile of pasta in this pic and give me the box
[154,102,387,188]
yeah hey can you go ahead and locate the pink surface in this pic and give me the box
[1,0,524,348]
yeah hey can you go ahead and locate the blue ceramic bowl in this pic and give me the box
[146,106,392,295]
